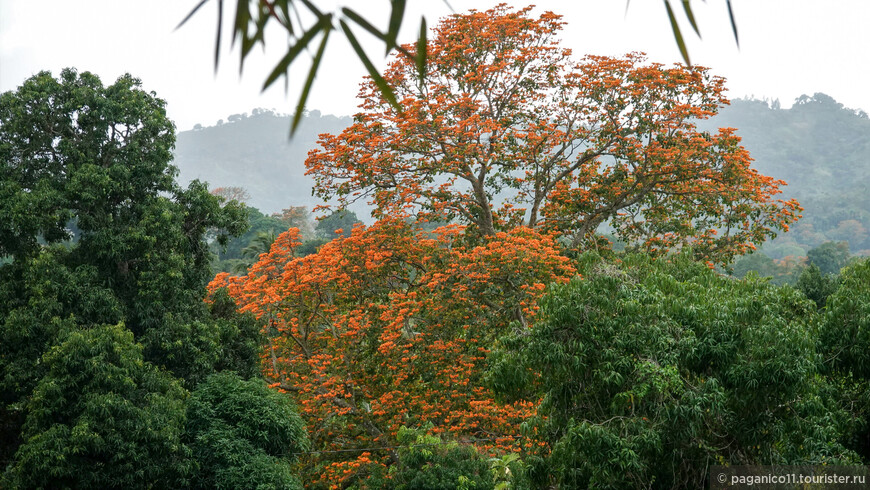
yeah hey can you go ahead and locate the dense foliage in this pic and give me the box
[0,69,308,485]
[186,372,309,489]
[488,254,860,488]
[209,219,574,486]
[6,324,191,488]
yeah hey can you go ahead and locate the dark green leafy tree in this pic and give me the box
[315,209,362,240]
[808,241,851,275]
[488,253,858,488]
[0,68,251,380]
[213,206,284,261]
[237,229,279,268]
[0,248,122,465]
[0,68,248,336]
[820,259,870,379]
[186,372,309,489]
[367,425,498,490]
[5,324,191,489]
[0,69,307,482]
[818,258,870,459]
[797,263,839,309]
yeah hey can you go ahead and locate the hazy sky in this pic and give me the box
[2,1,869,132]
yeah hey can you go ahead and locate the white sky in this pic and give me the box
[1,1,869,132]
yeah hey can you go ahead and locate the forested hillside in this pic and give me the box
[174,109,351,215]
[703,94,870,257]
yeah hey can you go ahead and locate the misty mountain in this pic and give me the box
[171,94,870,257]
[701,94,870,257]
[173,109,351,215]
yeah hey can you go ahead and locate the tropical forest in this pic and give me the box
[2,3,869,489]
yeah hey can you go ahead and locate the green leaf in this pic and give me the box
[726,0,740,46]
[175,0,210,30]
[387,0,407,55]
[416,17,428,85]
[342,8,415,60]
[680,0,701,37]
[291,24,332,136]
[233,0,252,73]
[342,8,388,42]
[261,16,330,92]
[298,0,325,19]
[340,20,400,111]
[231,0,250,47]
[664,0,690,66]
[214,0,224,71]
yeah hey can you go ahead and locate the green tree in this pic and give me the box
[0,68,248,339]
[820,259,870,379]
[818,258,870,460]
[797,263,839,309]
[186,372,309,489]
[0,248,124,465]
[371,425,498,490]
[488,253,857,488]
[211,206,285,274]
[238,229,279,265]
[808,241,851,275]
[0,69,298,480]
[315,209,362,240]
[5,324,191,488]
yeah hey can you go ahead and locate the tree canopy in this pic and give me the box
[306,5,798,265]
[0,69,308,485]
[6,324,192,488]
[488,253,859,488]
[209,219,575,486]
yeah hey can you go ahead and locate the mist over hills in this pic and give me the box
[701,94,870,257]
[173,108,351,215]
[171,93,870,257]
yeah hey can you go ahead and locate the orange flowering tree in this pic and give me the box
[210,185,251,204]
[208,220,575,487]
[306,5,799,266]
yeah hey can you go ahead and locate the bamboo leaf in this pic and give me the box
[262,16,329,91]
[664,0,691,66]
[342,8,387,42]
[386,0,406,55]
[214,0,224,71]
[298,0,325,19]
[342,8,415,59]
[726,0,740,47]
[231,0,250,46]
[234,1,253,73]
[176,0,210,30]
[291,24,332,136]
[340,20,400,111]
[681,0,701,37]
[416,17,428,85]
